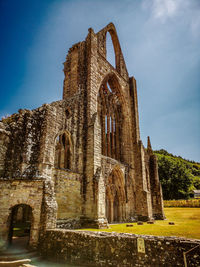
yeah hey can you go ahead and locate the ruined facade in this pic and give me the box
[0,23,164,248]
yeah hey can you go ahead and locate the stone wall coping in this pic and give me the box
[46,229,200,243]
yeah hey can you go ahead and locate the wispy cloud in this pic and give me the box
[142,0,200,38]
[142,0,186,21]
[152,0,181,20]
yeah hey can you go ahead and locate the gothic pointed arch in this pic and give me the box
[106,32,117,68]
[98,73,126,161]
[106,166,126,223]
[54,131,73,170]
[97,22,128,78]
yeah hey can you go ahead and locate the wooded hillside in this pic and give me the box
[154,149,200,200]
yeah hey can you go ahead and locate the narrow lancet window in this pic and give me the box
[54,132,72,170]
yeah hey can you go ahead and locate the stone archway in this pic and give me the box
[8,204,33,248]
[106,167,126,223]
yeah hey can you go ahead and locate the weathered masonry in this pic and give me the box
[41,230,200,267]
[0,23,164,248]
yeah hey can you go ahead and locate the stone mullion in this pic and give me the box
[58,137,61,168]
[101,90,107,156]
[110,199,114,223]
[111,114,115,158]
[115,111,120,161]
[107,110,111,157]
[102,110,106,156]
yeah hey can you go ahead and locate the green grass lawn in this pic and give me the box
[80,208,200,239]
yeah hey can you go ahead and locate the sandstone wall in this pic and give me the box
[0,22,165,238]
[0,108,46,179]
[41,230,200,267]
[53,168,82,221]
[60,22,165,224]
[0,179,44,248]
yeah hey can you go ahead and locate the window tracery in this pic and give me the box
[98,78,123,161]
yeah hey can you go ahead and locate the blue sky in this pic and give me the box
[0,0,200,162]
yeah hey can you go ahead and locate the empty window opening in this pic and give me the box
[65,108,71,119]
[106,32,115,67]
[107,82,112,93]
[98,76,123,161]
[54,133,72,170]
[105,115,108,134]
[113,118,116,132]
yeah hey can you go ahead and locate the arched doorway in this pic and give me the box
[106,167,126,223]
[8,204,32,248]
[113,191,119,222]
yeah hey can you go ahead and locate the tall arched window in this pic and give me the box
[98,75,123,161]
[54,132,72,170]
[106,32,115,67]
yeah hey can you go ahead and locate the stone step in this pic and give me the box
[0,250,38,261]
[0,258,32,266]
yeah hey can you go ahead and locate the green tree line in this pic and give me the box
[154,149,200,200]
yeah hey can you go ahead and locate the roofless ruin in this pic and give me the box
[0,23,165,248]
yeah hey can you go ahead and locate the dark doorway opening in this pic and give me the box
[8,204,32,248]
[113,192,119,222]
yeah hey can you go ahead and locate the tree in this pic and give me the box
[156,154,193,200]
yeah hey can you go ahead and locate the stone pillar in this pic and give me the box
[39,180,57,242]
[134,141,153,221]
[149,154,165,220]
[80,28,108,228]
[107,114,111,157]
[111,116,115,158]
[129,77,140,144]
[102,113,106,155]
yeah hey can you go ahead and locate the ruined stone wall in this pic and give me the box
[0,23,165,239]
[0,94,86,180]
[41,230,200,267]
[0,107,46,179]
[60,23,165,224]
[53,168,82,221]
[41,98,86,223]
[0,179,44,248]
[0,123,10,177]
[79,25,137,223]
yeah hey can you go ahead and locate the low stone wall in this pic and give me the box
[40,230,200,267]
[56,218,81,229]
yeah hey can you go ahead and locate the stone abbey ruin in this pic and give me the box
[0,23,164,249]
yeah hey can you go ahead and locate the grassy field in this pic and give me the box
[81,208,200,239]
